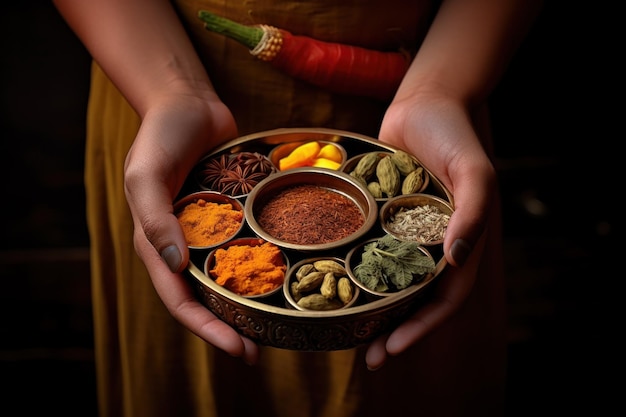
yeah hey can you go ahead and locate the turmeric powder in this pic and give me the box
[176,199,243,247]
[209,241,286,297]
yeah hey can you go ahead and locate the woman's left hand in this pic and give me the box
[365,90,497,370]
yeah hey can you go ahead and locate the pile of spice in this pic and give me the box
[353,234,436,293]
[385,204,450,243]
[209,241,286,297]
[288,259,355,311]
[277,141,344,171]
[176,199,243,247]
[348,150,427,199]
[194,151,276,196]
[255,184,364,245]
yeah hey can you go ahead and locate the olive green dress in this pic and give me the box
[85,1,507,416]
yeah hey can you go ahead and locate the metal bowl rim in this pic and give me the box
[174,190,245,250]
[379,193,454,246]
[244,167,379,251]
[282,256,361,311]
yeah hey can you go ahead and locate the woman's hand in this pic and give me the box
[52,0,264,364]
[123,92,260,365]
[365,89,497,370]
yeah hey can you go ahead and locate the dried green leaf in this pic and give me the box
[353,234,436,292]
[353,255,387,292]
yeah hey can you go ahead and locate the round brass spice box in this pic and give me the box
[184,128,454,351]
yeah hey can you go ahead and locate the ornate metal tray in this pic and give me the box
[184,127,454,351]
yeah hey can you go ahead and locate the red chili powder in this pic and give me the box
[255,184,365,245]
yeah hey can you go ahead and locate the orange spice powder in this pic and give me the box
[209,242,286,296]
[177,199,243,246]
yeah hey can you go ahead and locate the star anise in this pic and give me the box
[195,153,238,190]
[233,152,277,175]
[194,151,276,196]
[219,164,270,196]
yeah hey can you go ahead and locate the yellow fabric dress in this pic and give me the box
[85,1,507,416]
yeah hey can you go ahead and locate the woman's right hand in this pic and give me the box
[123,92,262,364]
[53,0,261,364]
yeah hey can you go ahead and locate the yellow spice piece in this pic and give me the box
[316,144,343,163]
[312,158,341,170]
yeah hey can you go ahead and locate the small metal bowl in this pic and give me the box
[342,151,430,202]
[345,236,437,299]
[269,140,347,171]
[203,237,288,299]
[173,191,245,250]
[380,193,453,246]
[283,257,360,311]
[193,151,277,198]
[245,168,378,252]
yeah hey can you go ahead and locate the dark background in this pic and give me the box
[0,1,618,416]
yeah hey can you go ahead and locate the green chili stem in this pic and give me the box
[198,10,263,50]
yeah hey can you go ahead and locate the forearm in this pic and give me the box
[52,0,217,117]
[399,0,543,106]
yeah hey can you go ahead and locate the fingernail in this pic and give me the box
[161,245,182,272]
[450,239,471,267]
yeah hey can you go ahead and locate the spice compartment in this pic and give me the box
[174,191,245,250]
[183,128,454,351]
[380,193,453,246]
[268,140,347,171]
[283,257,360,311]
[345,236,437,299]
[193,151,277,197]
[244,167,378,252]
[203,237,289,299]
[341,151,430,201]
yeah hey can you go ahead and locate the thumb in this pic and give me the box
[442,162,496,268]
[126,182,190,274]
[155,216,189,273]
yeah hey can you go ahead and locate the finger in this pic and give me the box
[364,333,390,371]
[241,337,260,366]
[135,230,250,357]
[133,194,189,273]
[443,153,495,267]
[385,234,484,355]
[123,140,192,273]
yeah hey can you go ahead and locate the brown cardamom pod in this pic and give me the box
[320,272,337,299]
[367,181,383,199]
[376,156,401,198]
[401,167,425,195]
[337,277,354,305]
[296,271,326,292]
[295,263,316,281]
[390,149,418,176]
[297,293,342,311]
[313,260,346,276]
[351,152,381,180]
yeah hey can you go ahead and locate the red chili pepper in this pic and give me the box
[198,11,411,102]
